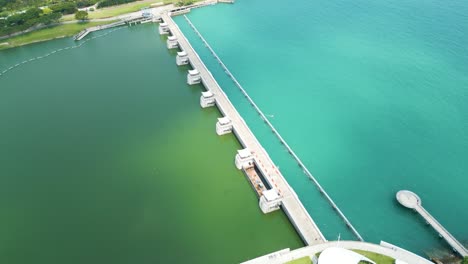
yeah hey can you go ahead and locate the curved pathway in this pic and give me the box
[242,241,433,264]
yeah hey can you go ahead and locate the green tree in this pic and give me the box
[75,10,88,21]
[50,2,78,15]
[462,257,468,264]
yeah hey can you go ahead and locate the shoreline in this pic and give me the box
[0,0,176,50]
[0,21,117,50]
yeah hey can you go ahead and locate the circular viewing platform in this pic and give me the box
[396,190,421,209]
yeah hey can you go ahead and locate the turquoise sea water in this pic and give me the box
[175,0,468,256]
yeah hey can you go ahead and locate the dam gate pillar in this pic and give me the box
[216,117,233,135]
[158,22,170,35]
[167,36,178,49]
[259,189,282,214]
[176,51,189,66]
[187,69,201,85]
[200,91,215,108]
[235,148,254,170]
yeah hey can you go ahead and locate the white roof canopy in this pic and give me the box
[263,189,280,202]
[188,69,199,75]
[177,51,187,56]
[218,117,231,125]
[395,260,409,264]
[168,36,177,40]
[201,91,213,98]
[237,148,252,159]
[319,247,376,264]
[160,22,168,26]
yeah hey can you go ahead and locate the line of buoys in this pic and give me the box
[183,14,364,242]
[0,27,124,79]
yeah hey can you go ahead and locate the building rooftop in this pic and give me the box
[188,69,199,75]
[238,148,252,159]
[263,189,280,202]
[318,247,375,264]
[201,91,213,98]
[218,117,231,125]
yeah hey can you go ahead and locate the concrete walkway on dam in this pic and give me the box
[160,12,327,245]
[241,241,434,264]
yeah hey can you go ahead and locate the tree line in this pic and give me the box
[0,8,61,36]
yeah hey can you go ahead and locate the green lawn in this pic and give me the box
[0,21,116,50]
[61,0,164,21]
[353,250,395,264]
[285,257,312,264]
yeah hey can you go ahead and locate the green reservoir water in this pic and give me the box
[174,0,468,256]
[0,25,302,263]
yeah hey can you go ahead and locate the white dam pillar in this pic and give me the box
[200,91,215,108]
[158,22,169,35]
[259,189,282,214]
[176,51,189,66]
[235,148,254,170]
[216,117,233,135]
[187,69,201,85]
[166,36,178,49]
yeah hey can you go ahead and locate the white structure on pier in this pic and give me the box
[158,22,169,35]
[176,51,189,65]
[318,247,375,264]
[167,35,178,49]
[200,91,215,108]
[235,148,254,170]
[216,117,233,135]
[259,189,282,214]
[187,69,201,85]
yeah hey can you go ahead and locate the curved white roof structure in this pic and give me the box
[395,260,409,264]
[319,247,376,264]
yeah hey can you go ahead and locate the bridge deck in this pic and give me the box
[415,206,468,257]
[161,12,326,245]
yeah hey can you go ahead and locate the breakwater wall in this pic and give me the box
[161,12,327,245]
[181,14,364,242]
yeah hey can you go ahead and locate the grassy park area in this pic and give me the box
[0,21,115,50]
[60,0,165,21]
[0,0,197,49]
[353,250,395,264]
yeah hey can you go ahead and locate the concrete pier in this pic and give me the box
[160,12,326,245]
[397,190,468,257]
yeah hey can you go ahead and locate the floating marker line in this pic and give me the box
[183,14,364,242]
[0,27,124,79]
